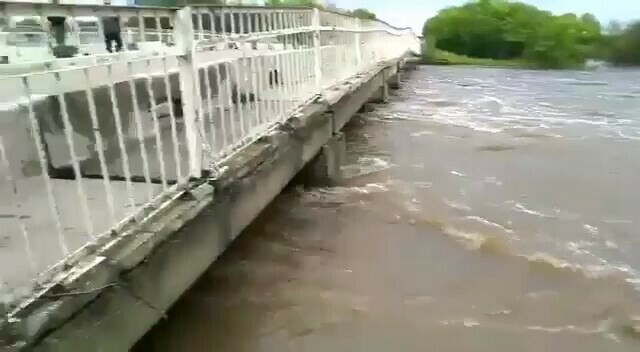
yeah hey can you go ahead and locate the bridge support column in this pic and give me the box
[368,70,390,103]
[297,132,346,186]
[389,63,401,90]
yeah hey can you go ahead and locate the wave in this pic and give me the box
[410,130,433,137]
[476,95,506,108]
[298,182,391,206]
[340,157,393,180]
[465,215,514,234]
[606,92,640,99]
[477,144,517,152]
[405,217,640,336]
[440,318,480,328]
[431,99,460,108]
[511,202,555,218]
[515,132,562,139]
[439,316,638,341]
[558,79,608,86]
[381,112,426,121]
[444,199,472,212]
[443,226,511,255]
[403,209,640,293]
[306,182,640,342]
[583,224,599,236]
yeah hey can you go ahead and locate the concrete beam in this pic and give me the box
[329,67,387,134]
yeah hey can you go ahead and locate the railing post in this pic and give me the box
[354,18,362,70]
[173,7,203,179]
[312,8,322,90]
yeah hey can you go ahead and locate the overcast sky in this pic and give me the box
[333,0,640,33]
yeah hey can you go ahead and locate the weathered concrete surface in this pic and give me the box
[296,131,346,187]
[0,56,410,351]
[0,75,335,303]
[0,177,163,304]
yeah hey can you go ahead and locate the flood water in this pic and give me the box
[135,66,640,351]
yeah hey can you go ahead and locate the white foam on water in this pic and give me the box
[556,118,609,126]
[410,130,433,137]
[465,216,514,234]
[566,241,594,256]
[523,252,573,270]
[380,112,425,122]
[477,95,506,107]
[555,78,608,86]
[445,135,465,140]
[437,118,506,134]
[583,224,599,236]
[483,176,503,186]
[602,240,618,249]
[341,157,394,179]
[512,202,554,218]
[299,182,392,205]
[615,129,640,140]
[405,199,421,213]
[526,324,607,335]
[603,219,633,224]
[444,199,472,212]
[441,226,510,252]
[440,318,480,328]
[450,170,466,177]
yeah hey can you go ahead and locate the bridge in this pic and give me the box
[0,2,420,350]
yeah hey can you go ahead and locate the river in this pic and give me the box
[135,66,640,351]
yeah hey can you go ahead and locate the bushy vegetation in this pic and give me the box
[350,8,376,20]
[423,0,604,69]
[421,0,640,69]
[606,22,640,66]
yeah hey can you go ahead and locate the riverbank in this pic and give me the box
[421,49,533,69]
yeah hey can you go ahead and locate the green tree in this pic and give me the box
[423,0,606,68]
[351,8,376,20]
[608,21,640,65]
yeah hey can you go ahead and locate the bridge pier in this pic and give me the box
[389,62,402,90]
[368,65,399,103]
[296,131,346,187]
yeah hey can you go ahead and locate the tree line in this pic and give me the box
[422,0,640,68]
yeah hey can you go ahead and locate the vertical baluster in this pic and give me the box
[21,76,68,254]
[82,67,117,223]
[52,71,95,239]
[0,137,35,271]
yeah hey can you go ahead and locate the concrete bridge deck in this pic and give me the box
[0,3,420,350]
[0,74,338,298]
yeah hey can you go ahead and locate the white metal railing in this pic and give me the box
[0,2,419,313]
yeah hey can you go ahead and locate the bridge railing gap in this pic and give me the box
[0,0,419,331]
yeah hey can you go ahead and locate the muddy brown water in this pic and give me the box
[135,66,640,351]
